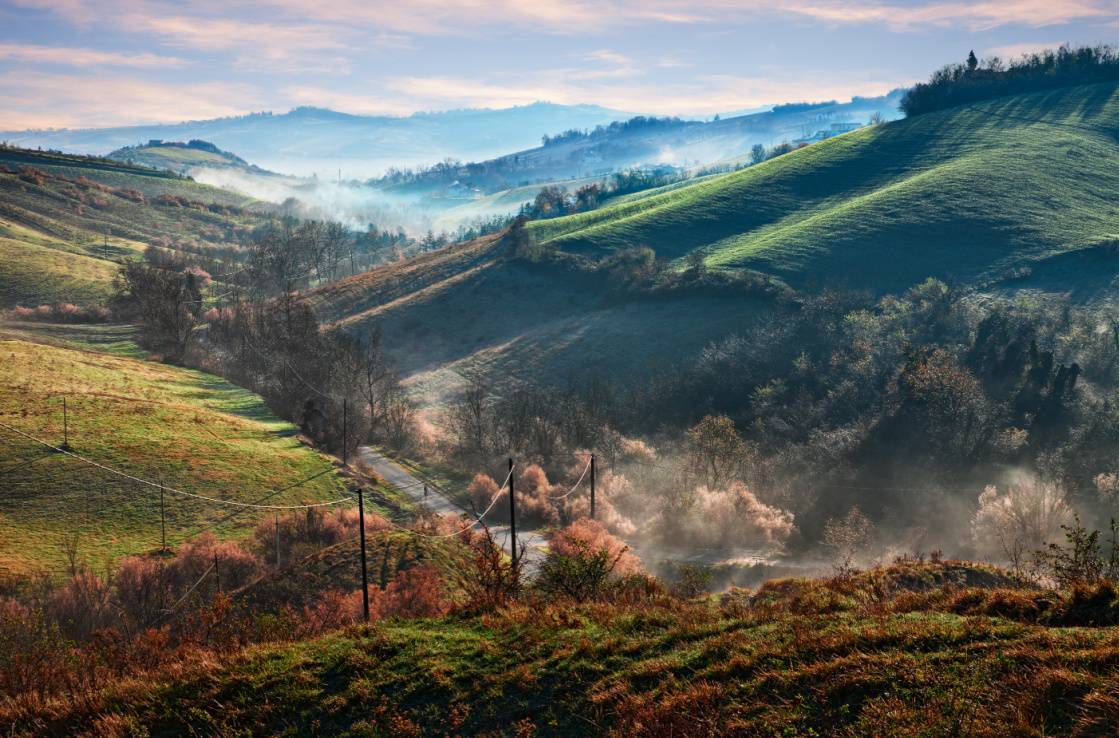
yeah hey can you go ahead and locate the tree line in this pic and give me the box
[902,44,1119,117]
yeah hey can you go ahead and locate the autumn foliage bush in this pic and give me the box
[6,303,111,323]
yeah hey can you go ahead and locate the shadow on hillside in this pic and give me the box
[1004,245,1119,303]
[180,373,296,433]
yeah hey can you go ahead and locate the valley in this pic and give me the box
[4,37,1119,737]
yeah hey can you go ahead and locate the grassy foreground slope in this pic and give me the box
[531,82,1119,293]
[9,562,1119,737]
[0,146,264,308]
[0,334,351,575]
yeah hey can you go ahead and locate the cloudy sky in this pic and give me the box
[0,0,1115,129]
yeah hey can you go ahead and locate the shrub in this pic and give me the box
[0,598,69,700]
[46,572,115,641]
[5,303,113,324]
[169,533,261,595]
[823,505,874,576]
[114,556,173,633]
[1033,516,1119,587]
[538,520,640,602]
[971,478,1073,572]
[460,526,523,613]
[379,564,450,618]
[656,481,795,552]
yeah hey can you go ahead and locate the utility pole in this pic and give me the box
[274,513,281,567]
[590,454,596,520]
[508,458,517,568]
[213,552,220,592]
[159,481,166,552]
[357,487,370,622]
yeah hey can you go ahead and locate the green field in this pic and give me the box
[0,335,356,575]
[0,146,266,308]
[530,82,1119,293]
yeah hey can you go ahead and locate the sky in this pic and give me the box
[0,0,1116,130]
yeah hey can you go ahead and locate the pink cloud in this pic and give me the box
[0,42,189,67]
[0,71,261,128]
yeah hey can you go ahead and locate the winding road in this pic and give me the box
[357,446,548,569]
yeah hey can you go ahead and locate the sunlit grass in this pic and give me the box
[530,82,1119,293]
[0,338,351,575]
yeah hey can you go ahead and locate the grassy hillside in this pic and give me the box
[311,234,779,403]
[108,140,274,177]
[0,333,356,575]
[0,146,267,308]
[9,562,1119,737]
[530,82,1119,294]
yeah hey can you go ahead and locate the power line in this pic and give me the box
[0,421,352,511]
[180,468,343,542]
[147,561,215,628]
[378,466,514,539]
[546,457,592,501]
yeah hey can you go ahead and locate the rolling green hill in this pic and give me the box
[316,84,1119,403]
[529,81,1119,293]
[108,140,275,176]
[311,233,780,404]
[0,331,361,575]
[0,146,267,308]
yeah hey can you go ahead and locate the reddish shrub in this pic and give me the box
[112,187,146,204]
[549,519,642,575]
[379,564,450,618]
[0,597,68,699]
[251,507,386,566]
[468,473,504,516]
[168,533,261,594]
[46,572,115,640]
[114,556,174,632]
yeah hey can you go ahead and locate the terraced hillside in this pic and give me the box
[0,330,358,575]
[0,146,266,308]
[531,82,1119,294]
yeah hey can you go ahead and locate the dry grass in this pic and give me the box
[4,561,1119,736]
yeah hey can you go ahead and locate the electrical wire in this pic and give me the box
[147,561,215,627]
[546,457,592,500]
[0,421,352,510]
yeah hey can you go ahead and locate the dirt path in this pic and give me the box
[357,446,547,570]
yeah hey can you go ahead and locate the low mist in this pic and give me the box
[190,166,514,236]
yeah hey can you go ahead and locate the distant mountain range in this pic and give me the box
[372,92,908,199]
[0,103,635,178]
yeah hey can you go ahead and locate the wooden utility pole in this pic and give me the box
[357,487,370,622]
[590,454,596,520]
[508,458,517,568]
[61,397,69,450]
[213,552,220,592]
[159,481,166,552]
